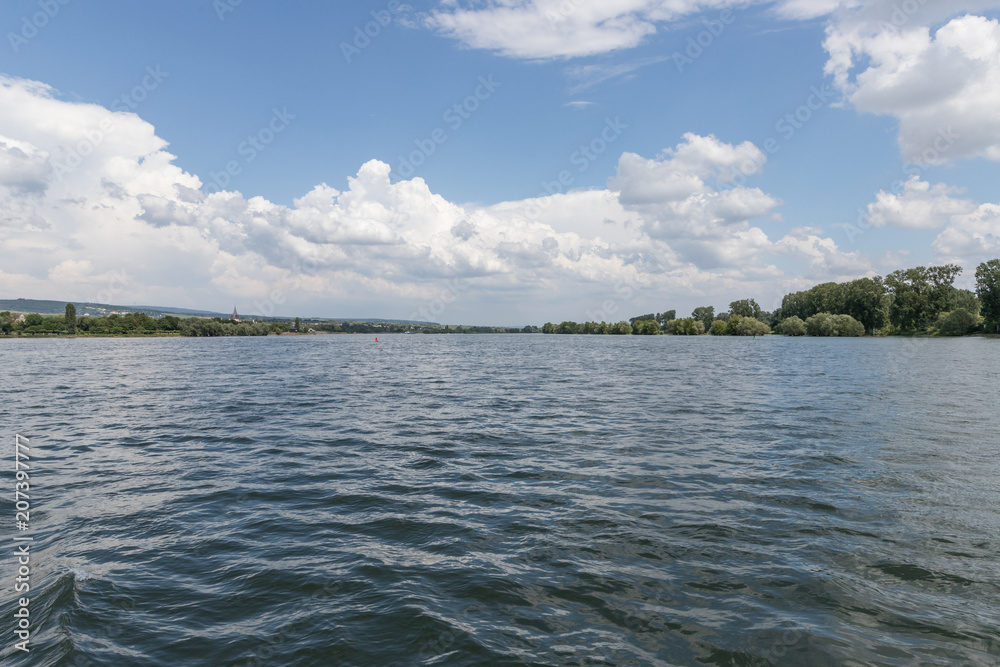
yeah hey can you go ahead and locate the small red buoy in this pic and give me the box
[375,337,378,342]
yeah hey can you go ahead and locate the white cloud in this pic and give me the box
[609,133,781,257]
[824,9,1000,163]
[933,204,1000,263]
[0,74,884,323]
[864,176,977,229]
[0,135,50,194]
[426,0,759,60]
[850,172,1000,271]
[775,226,870,275]
[47,259,94,283]
[604,134,877,287]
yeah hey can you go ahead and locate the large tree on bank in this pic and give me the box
[65,303,76,334]
[976,260,1000,334]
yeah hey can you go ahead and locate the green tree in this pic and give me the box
[42,316,65,334]
[777,290,810,322]
[842,277,889,333]
[729,299,761,320]
[542,322,556,334]
[777,316,807,336]
[610,321,632,335]
[294,317,301,332]
[159,316,181,331]
[944,288,980,315]
[691,306,715,330]
[734,317,770,336]
[633,319,660,335]
[885,264,962,331]
[976,259,1000,334]
[65,303,77,334]
[666,318,697,334]
[776,278,888,333]
[557,321,579,334]
[709,320,728,335]
[937,309,978,336]
[656,310,676,327]
[629,313,655,326]
[805,313,864,336]
[834,314,865,337]
[805,313,835,336]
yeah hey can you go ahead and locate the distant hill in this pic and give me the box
[0,298,228,319]
[0,298,436,325]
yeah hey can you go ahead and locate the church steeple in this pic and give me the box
[230,306,240,322]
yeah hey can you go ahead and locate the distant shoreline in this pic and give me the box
[3,332,997,341]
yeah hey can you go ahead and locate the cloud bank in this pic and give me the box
[0,74,889,322]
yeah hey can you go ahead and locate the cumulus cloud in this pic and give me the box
[851,173,1000,271]
[774,226,870,276]
[824,7,1000,163]
[933,204,1000,264]
[609,133,781,260]
[0,74,885,322]
[0,135,50,194]
[864,176,977,229]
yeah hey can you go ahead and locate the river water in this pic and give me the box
[1,334,998,666]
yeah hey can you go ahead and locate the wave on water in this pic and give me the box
[1,335,999,665]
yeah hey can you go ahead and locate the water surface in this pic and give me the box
[1,335,998,665]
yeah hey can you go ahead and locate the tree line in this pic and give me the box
[0,308,526,337]
[3,259,998,338]
[772,260,1000,335]
[543,259,1000,337]
[0,309,285,337]
[541,300,771,337]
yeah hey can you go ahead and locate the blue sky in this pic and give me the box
[2,0,1000,324]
